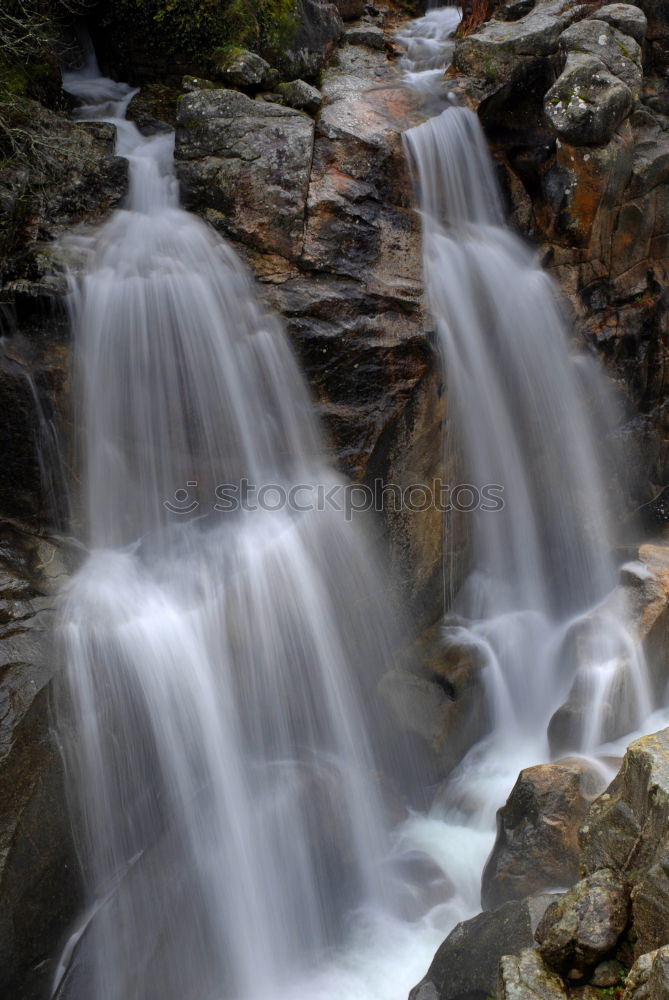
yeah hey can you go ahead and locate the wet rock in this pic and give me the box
[544,54,634,147]
[498,948,569,1000]
[175,89,314,261]
[286,0,345,80]
[624,945,669,1000]
[535,869,630,975]
[595,4,647,45]
[580,728,669,957]
[345,25,387,49]
[410,895,557,1000]
[212,48,272,88]
[481,759,607,910]
[277,78,323,113]
[0,528,80,1000]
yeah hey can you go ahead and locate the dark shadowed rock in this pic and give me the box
[286,0,345,79]
[482,759,607,910]
[333,0,366,19]
[410,894,556,1000]
[535,869,630,976]
[498,948,569,1000]
[175,89,314,261]
[0,527,80,1000]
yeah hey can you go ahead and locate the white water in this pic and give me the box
[55,59,446,1000]
[52,16,669,1000]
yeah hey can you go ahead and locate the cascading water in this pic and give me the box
[50,14,669,1000]
[54,56,433,1000]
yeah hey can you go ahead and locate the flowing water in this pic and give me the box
[52,13,669,1000]
[55,57,437,1000]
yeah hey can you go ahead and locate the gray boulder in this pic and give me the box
[558,19,642,96]
[212,48,272,88]
[535,869,630,976]
[409,894,556,1000]
[277,78,323,113]
[595,4,647,44]
[544,53,634,146]
[345,26,387,49]
[498,948,568,1000]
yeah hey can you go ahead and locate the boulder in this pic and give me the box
[595,4,647,44]
[212,48,272,88]
[345,26,387,50]
[558,20,642,97]
[544,54,634,146]
[409,894,557,1000]
[481,759,607,910]
[580,728,669,956]
[535,869,630,975]
[285,0,344,80]
[175,89,314,261]
[497,948,569,1000]
[277,78,323,113]
[453,0,587,87]
[624,946,669,1000]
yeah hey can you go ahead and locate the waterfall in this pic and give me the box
[403,106,652,759]
[54,58,418,1000]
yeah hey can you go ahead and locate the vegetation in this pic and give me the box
[93,0,298,78]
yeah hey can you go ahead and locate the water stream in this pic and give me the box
[52,11,669,1000]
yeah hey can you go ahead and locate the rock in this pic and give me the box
[277,78,323,113]
[212,48,271,88]
[453,0,587,87]
[595,4,647,44]
[181,75,217,93]
[498,948,569,1000]
[624,946,669,1000]
[590,958,624,987]
[175,89,314,261]
[0,528,80,1000]
[410,895,557,1000]
[558,19,643,97]
[580,729,669,957]
[345,25,387,49]
[544,54,634,146]
[285,0,345,80]
[481,759,607,910]
[535,869,630,975]
[332,0,366,18]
